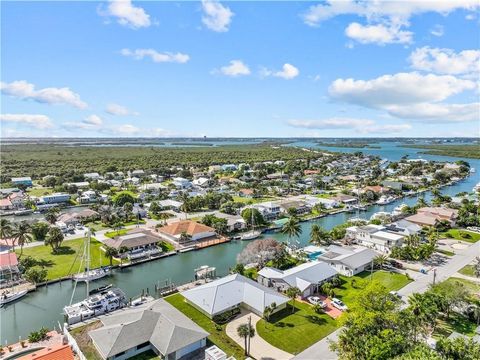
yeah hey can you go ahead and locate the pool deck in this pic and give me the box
[1,330,64,359]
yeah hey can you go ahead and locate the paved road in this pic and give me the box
[293,241,480,360]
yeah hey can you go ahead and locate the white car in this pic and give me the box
[307,296,327,308]
[331,298,348,311]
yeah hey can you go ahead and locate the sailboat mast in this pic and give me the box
[86,229,90,296]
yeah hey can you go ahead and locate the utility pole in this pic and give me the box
[248,315,252,356]
[432,268,437,285]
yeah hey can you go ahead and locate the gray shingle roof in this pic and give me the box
[89,299,208,358]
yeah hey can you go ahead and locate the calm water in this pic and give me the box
[1,142,479,344]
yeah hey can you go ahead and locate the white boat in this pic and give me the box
[473,182,480,193]
[0,289,28,306]
[392,203,408,216]
[63,288,126,325]
[370,211,391,221]
[376,195,395,205]
[73,267,110,282]
[240,230,262,240]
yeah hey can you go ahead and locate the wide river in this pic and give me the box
[1,141,479,344]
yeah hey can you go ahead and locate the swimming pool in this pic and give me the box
[307,251,323,260]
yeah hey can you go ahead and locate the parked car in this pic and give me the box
[331,298,348,311]
[307,296,327,308]
[75,223,83,229]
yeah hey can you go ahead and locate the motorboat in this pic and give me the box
[376,195,395,205]
[0,289,28,306]
[392,203,408,216]
[73,267,110,282]
[64,288,126,325]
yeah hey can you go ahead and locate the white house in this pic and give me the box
[84,172,101,180]
[317,245,377,276]
[257,261,338,298]
[182,274,289,318]
[40,193,71,204]
[192,177,212,188]
[172,177,192,189]
[251,201,281,221]
[157,199,183,212]
[347,225,404,252]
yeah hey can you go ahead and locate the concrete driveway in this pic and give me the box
[225,311,294,360]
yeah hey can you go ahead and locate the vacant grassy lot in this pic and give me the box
[445,277,480,293]
[334,271,412,306]
[27,187,53,197]
[232,196,278,204]
[441,229,480,243]
[165,293,244,359]
[257,301,339,354]
[17,237,117,280]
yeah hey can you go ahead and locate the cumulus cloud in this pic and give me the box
[201,0,234,32]
[0,114,54,129]
[216,60,250,77]
[409,47,480,76]
[262,63,299,80]
[302,0,479,45]
[1,80,87,109]
[120,48,190,63]
[100,0,151,29]
[106,103,139,116]
[63,114,104,130]
[345,22,412,44]
[287,117,411,134]
[328,72,477,122]
[84,115,103,126]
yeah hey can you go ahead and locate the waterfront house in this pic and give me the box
[257,261,338,298]
[0,252,21,285]
[157,220,216,243]
[182,273,289,318]
[405,207,459,227]
[57,209,99,227]
[20,344,75,360]
[346,225,404,252]
[385,219,422,236]
[89,298,209,360]
[317,245,377,277]
[332,194,357,205]
[277,199,310,215]
[251,201,281,221]
[214,212,246,232]
[39,193,71,204]
[11,177,33,187]
[103,229,162,252]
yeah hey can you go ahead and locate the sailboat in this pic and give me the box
[0,253,28,306]
[241,207,262,240]
[72,229,110,282]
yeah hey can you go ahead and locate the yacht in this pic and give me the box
[73,267,110,282]
[376,195,395,205]
[392,203,408,216]
[0,289,28,306]
[64,288,126,325]
[370,211,391,221]
[240,230,262,241]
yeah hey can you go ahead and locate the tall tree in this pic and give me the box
[44,208,59,225]
[309,224,331,246]
[286,286,301,313]
[104,246,118,266]
[0,218,13,239]
[237,324,250,356]
[45,226,64,253]
[281,217,302,246]
[11,221,33,257]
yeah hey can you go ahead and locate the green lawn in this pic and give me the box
[104,229,128,238]
[441,229,480,243]
[458,265,476,277]
[158,241,175,252]
[437,249,455,257]
[445,277,480,293]
[27,187,53,197]
[165,294,244,359]
[232,196,278,204]
[84,221,110,231]
[257,301,339,354]
[434,312,478,339]
[334,271,412,307]
[17,237,118,280]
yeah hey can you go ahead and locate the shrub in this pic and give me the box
[213,308,241,324]
[28,327,49,343]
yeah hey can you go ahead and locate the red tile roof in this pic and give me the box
[18,344,74,360]
[159,220,215,236]
[0,252,18,267]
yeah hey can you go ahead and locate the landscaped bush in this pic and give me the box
[213,308,241,324]
[28,327,49,343]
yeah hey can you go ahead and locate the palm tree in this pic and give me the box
[45,226,64,253]
[44,208,59,225]
[237,324,250,356]
[309,224,331,246]
[104,246,118,266]
[281,217,302,247]
[113,221,123,236]
[119,246,129,265]
[286,286,301,313]
[11,221,32,257]
[0,218,13,239]
[374,254,389,269]
[123,202,133,221]
[426,227,439,247]
[405,234,420,248]
[158,212,170,226]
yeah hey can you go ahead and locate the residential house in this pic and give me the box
[78,190,98,204]
[363,185,385,194]
[182,274,289,318]
[346,225,404,252]
[221,164,237,172]
[252,201,281,221]
[257,261,338,298]
[214,213,246,232]
[103,229,162,251]
[192,177,212,188]
[39,193,71,204]
[0,252,21,285]
[157,220,216,242]
[57,209,99,227]
[277,199,310,215]
[405,207,459,227]
[238,188,254,198]
[172,177,192,189]
[88,298,209,360]
[332,194,357,205]
[130,169,145,177]
[0,198,13,211]
[304,169,320,176]
[382,180,404,191]
[385,219,422,236]
[67,181,90,189]
[84,172,101,180]
[20,344,75,360]
[317,245,377,276]
[11,177,33,187]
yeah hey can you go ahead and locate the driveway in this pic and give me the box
[317,295,343,319]
[225,311,294,360]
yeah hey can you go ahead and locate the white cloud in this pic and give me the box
[409,47,480,76]
[100,0,151,29]
[430,24,444,37]
[116,124,140,135]
[302,0,479,45]
[262,63,299,80]
[106,103,139,116]
[120,48,190,63]
[0,114,53,129]
[84,114,103,126]
[345,22,412,44]
[216,60,250,77]
[287,117,411,134]
[1,80,87,109]
[63,114,104,130]
[328,72,477,122]
[329,72,475,107]
[201,0,234,32]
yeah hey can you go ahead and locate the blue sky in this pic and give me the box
[1,0,479,138]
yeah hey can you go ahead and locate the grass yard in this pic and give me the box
[232,196,278,204]
[27,187,53,197]
[445,277,480,293]
[434,312,478,339]
[458,265,477,277]
[158,241,175,252]
[69,321,103,360]
[441,229,480,243]
[257,301,339,354]
[84,221,110,231]
[165,293,244,359]
[17,237,118,280]
[334,271,412,307]
[104,229,128,238]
